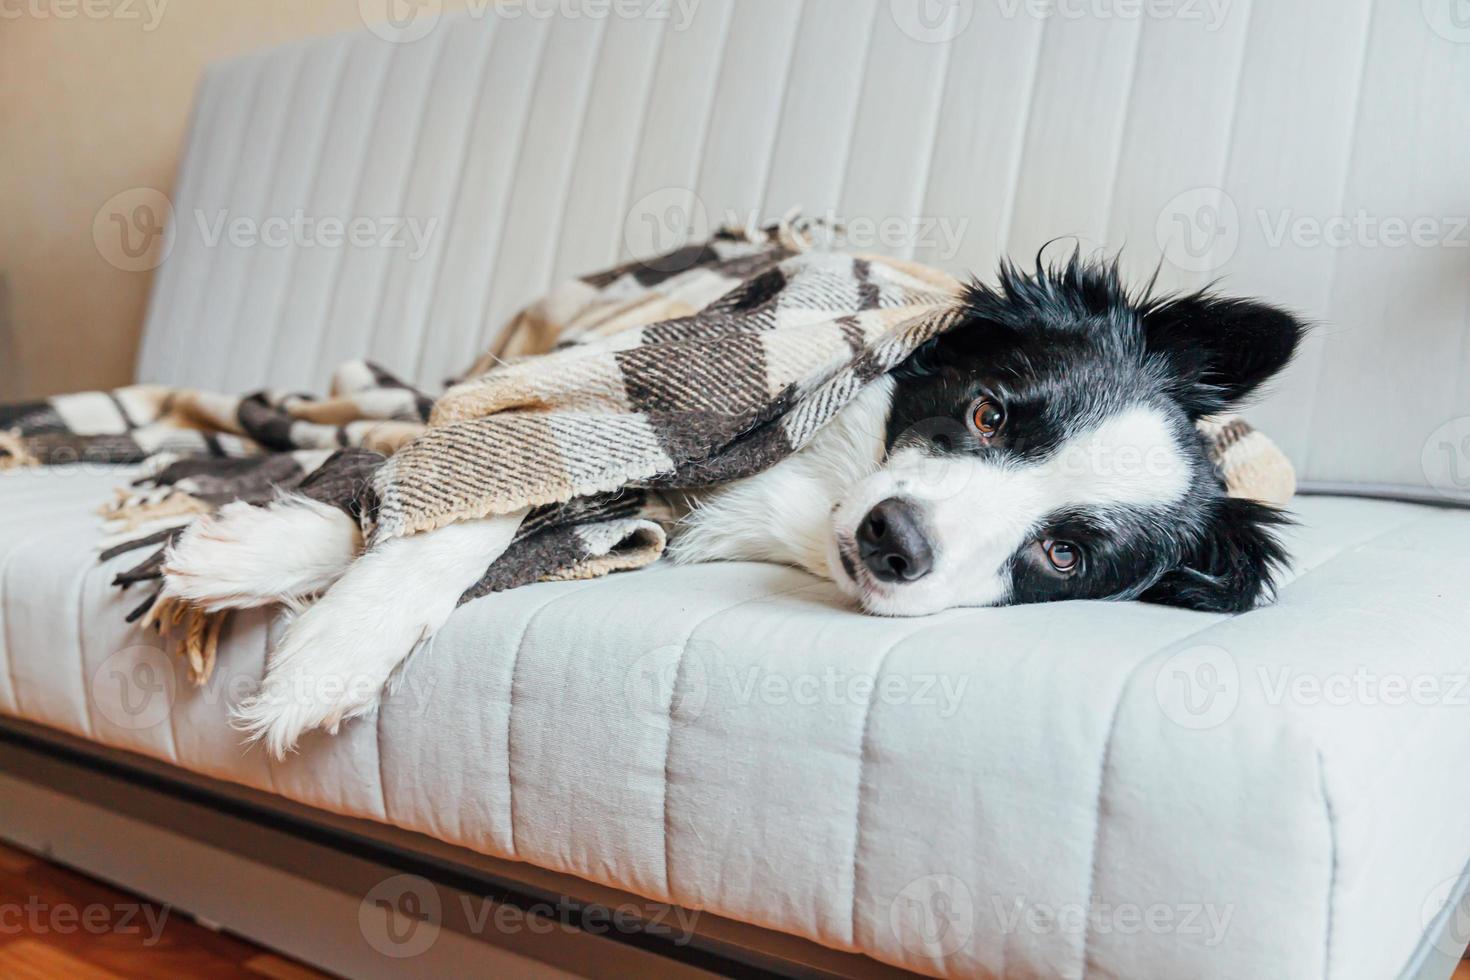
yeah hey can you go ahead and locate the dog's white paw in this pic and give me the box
[230,510,527,758]
[163,495,362,611]
[230,598,430,759]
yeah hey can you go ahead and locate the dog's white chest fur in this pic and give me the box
[667,376,893,577]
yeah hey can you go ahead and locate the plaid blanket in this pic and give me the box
[0,223,1296,683]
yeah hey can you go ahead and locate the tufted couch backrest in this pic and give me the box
[135,0,1470,503]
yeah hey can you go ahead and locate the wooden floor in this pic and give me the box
[0,840,330,979]
[2,834,1467,980]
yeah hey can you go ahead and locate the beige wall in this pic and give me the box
[0,0,465,400]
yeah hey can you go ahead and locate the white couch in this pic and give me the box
[5,2,1470,977]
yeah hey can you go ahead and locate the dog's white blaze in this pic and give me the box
[1037,405,1191,511]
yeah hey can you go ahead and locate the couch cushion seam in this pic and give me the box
[74,559,98,744]
[374,629,438,827]
[0,487,122,717]
[0,496,116,720]
[258,613,281,796]
[845,635,902,950]
[302,37,397,381]
[1317,748,1337,980]
[406,22,501,380]
[0,540,21,718]
[843,606,1013,955]
[1076,610,1229,978]
[504,578,621,859]
[256,39,353,380]
[659,577,829,905]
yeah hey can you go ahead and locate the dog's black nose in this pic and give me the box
[856,497,934,583]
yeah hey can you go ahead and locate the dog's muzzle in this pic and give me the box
[856,497,934,583]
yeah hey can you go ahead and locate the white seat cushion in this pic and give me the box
[2,465,1468,978]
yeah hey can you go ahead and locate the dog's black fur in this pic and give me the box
[884,251,1305,613]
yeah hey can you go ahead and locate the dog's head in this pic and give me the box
[828,252,1305,617]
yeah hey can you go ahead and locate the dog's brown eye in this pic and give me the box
[1044,540,1080,573]
[971,398,1004,438]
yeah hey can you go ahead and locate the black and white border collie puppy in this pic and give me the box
[676,252,1302,615]
[165,254,1304,756]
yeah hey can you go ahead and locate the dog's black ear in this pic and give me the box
[1140,497,1291,613]
[1142,293,1306,417]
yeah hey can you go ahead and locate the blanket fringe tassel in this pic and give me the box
[97,488,221,684]
[139,594,227,686]
[98,486,211,532]
[0,429,38,469]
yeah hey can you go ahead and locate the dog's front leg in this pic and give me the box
[231,509,527,758]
